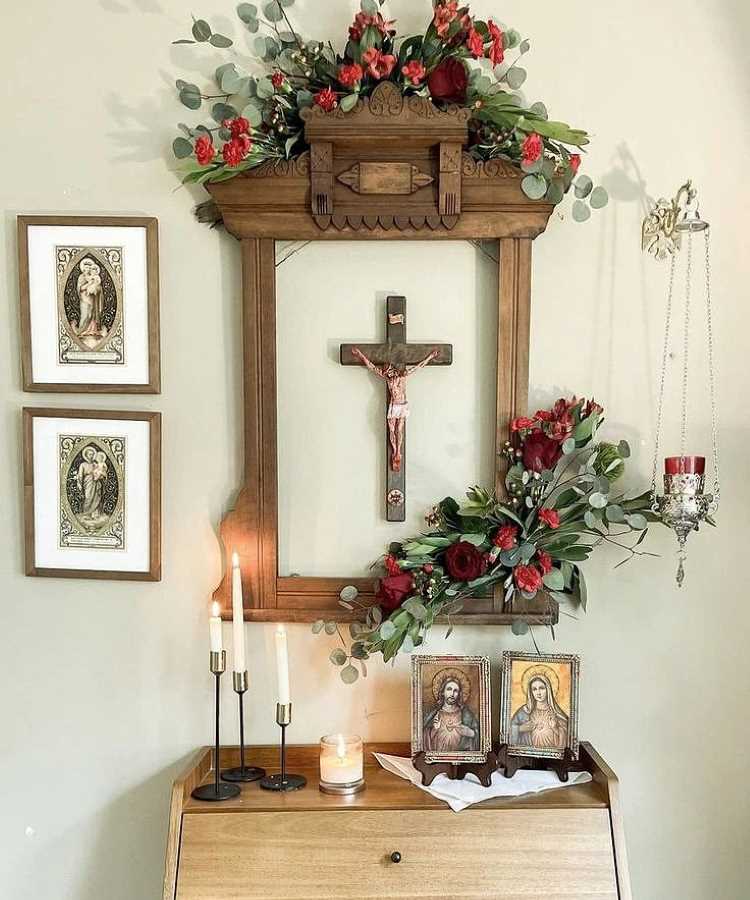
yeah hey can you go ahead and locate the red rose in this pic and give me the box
[384,554,401,576]
[444,541,487,581]
[514,564,543,594]
[465,26,484,58]
[538,508,561,529]
[375,573,413,613]
[423,564,434,574]
[569,154,581,174]
[362,48,396,80]
[427,57,468,103]
[194,134,215,165]
[338,63,363,88]
[487,20,504,66]
[313,87,338,111]
[271,71,284,89]
[222,137,250,167]
[223,116,250,138]
[493,524,518,550]
[401,60,426,85]
[522,429,562,473]
[536,550,553,575]
[511,416,537,432]
[433,0,459,38]
[521,132,543,165]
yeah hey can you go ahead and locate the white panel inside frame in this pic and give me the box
[27,224,151,385]
[33,416,151,572]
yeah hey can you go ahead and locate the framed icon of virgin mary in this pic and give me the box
[18,216,160,393]
[411,655,492,764]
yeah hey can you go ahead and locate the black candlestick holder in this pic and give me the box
[259,703,307,792]
[191,651,241,802]
[221,670,266,783]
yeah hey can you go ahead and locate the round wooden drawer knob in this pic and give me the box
[390,851,402,864]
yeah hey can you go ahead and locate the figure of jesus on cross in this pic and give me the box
[340,295,452,521]
[350,346,438,473]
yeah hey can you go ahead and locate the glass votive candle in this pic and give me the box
[319,733,365,795]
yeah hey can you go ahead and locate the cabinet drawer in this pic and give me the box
[176,808,618,899]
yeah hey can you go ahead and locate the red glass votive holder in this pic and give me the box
[664,456,705,475]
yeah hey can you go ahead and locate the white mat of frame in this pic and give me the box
[374,753,593,813]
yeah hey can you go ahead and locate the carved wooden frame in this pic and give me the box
[208,82,557,626]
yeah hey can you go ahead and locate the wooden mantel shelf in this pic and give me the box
[165,741,632,899]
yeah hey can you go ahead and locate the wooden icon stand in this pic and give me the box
[412,750,499,788]
[497,744,579,783]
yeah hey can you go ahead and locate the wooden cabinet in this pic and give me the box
[164,743,631,900]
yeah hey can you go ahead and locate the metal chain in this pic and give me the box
[650,252,677,507]
[679,234,692,457]
[704,229,721,510]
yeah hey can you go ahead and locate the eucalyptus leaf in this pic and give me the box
[618,440,631,459]
[584,510,598,529]
[543,568,565,591]
[179,84,202,110]
[519,39,531,53]
[606,504,626,523]
[574,175,593,198]
[173,39,196,45]
[511,620,529,635]
[626,513,648,530]
[172,137,193,159]
[499,547,522,567]
[520,542,536,563]
[521,173,547,201]
[351,641,369,660]
[324,621,337,635]
[329,648,347,666]
[379,620,396,640]
[237,2,258,22]
[263,0,284,22]
[296,89,313,108]
[340,664,359,684]
[241,103,263,126]
[256,76,274,99]
[589,491,608,509]
[529,101,548,120]
[459,533,485,547]
[340,93,359,113]
[545,180,564,205]
[572,200,591,222]
[506,66,527,89]
[361,0,378,12]
[562,437,576,455]
[590,186,609,209]
[192,19,212,41]
[210,33,233,48]
[403,599,427,620]
[212,102,238,123]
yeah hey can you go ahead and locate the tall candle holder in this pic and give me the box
[259,703,307,792]
[191,651,241,802]
[221,671,266,783]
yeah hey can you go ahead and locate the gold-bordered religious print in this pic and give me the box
[18,216,160,393]
[499,651,580,760]
[411,655,491,764]
[56,246,124,366]
[58,434,126,551]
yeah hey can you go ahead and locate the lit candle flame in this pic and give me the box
[232,551,239,567]
[336,734,346,760]
[211,601,220,618]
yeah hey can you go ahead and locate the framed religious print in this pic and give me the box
[23,408,161,580]
[499,651,580,760]
[18,216,160,393]
[411,655,491,764]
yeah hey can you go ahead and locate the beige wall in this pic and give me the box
[1,1,748,898]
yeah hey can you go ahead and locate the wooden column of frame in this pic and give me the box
[209,82,557,626]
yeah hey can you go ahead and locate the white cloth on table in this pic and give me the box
[373,752,592,813]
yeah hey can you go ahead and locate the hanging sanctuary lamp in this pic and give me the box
[642,180,720,586]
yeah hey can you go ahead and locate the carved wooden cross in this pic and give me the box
[340,295,453,522]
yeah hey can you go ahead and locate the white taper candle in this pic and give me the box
[231,552,246,673]
[209,601,223,653]
[275,624,290,705]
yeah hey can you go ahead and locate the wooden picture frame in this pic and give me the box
[18,215,160,393]
[411,655,492,765]
[208,82,558,627]
[499,651,580,761]
[23,407,161,581]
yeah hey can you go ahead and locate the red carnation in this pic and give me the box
[384,554,401,576]
[194,134,215,165]
[522,429,562,473]
[222,137,250,167]
[493,524,518,550]
[271,71,284,89]
[348,11,393,42]
[433,0,459,38]
[313,87,338,111]
[223,116,250,138]
[375,573,413,613]
[514,564,543,594]
[427,57,468,103]
[338,62,363,88]
[401,60,426,86]
[465,26,484,58]
[444,541,488,581]
[536,550,553,575]
[521,132,543,165]
[487,20,505,66]
[538,508,561,529]
[362,47,396,80]
[569,154,581,174]
[585,397,603,418]
[511,416,537,432]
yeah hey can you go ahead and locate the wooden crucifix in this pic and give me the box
[340,295,453,522]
